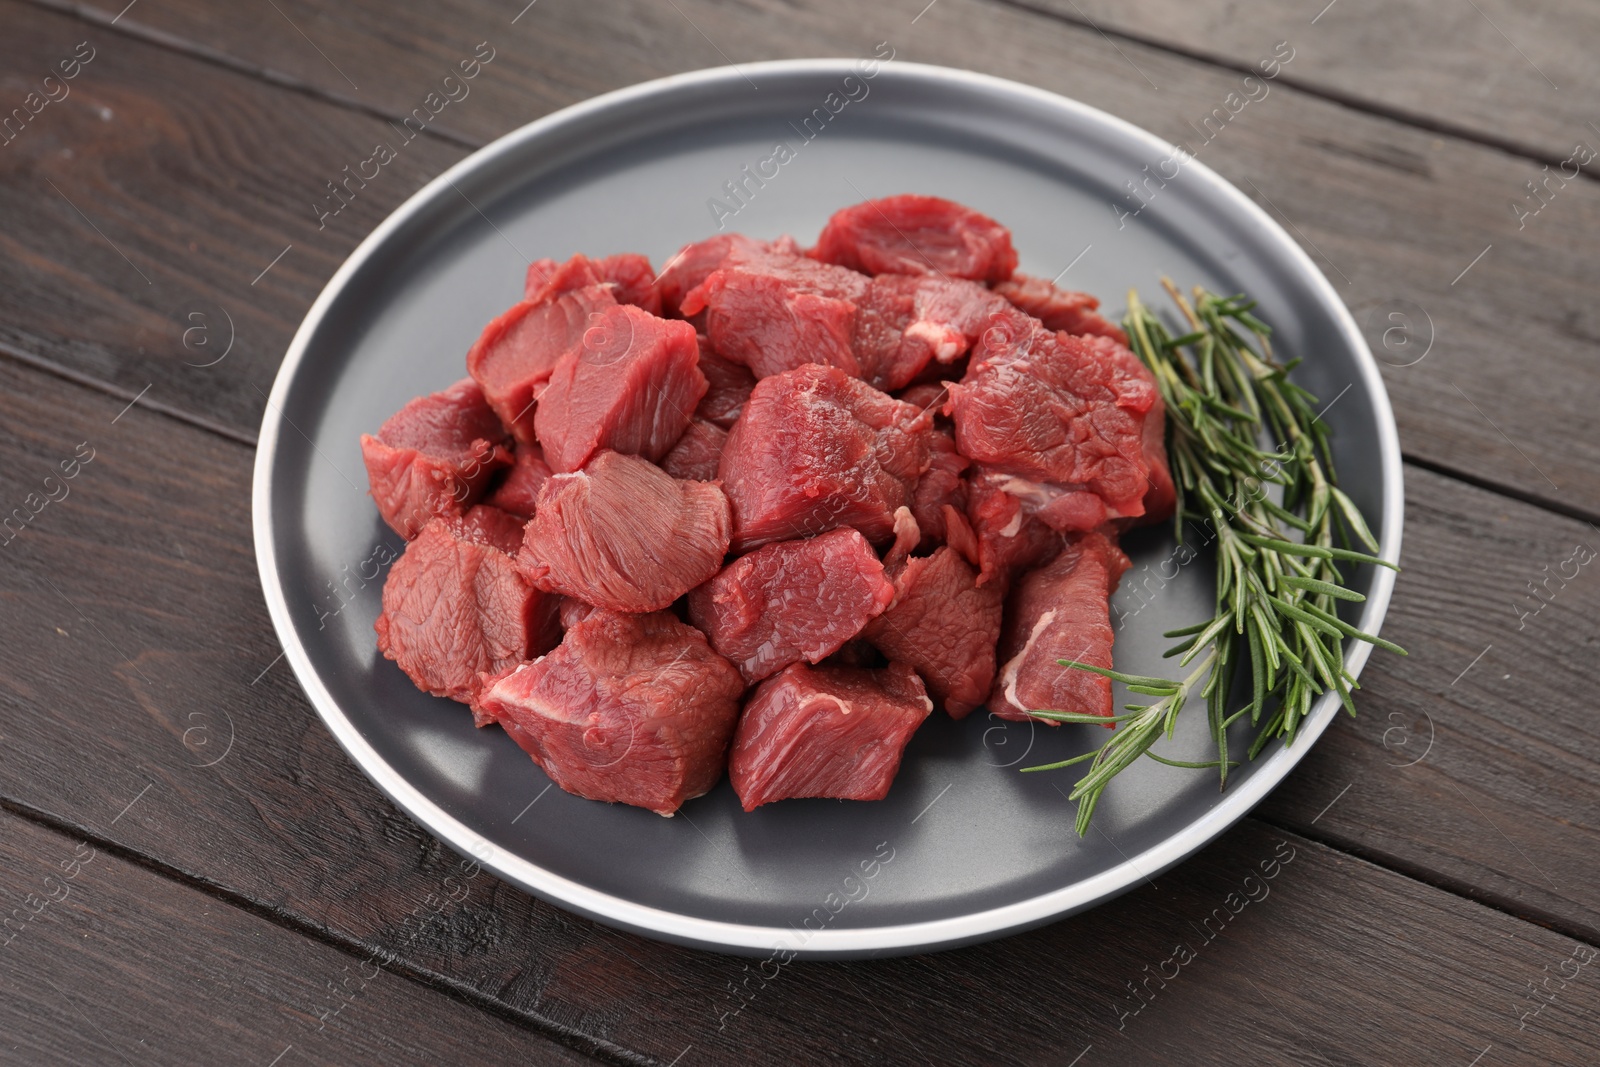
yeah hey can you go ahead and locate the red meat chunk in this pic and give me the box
[728,662,932,811]
[660,418,727,482]
[687,527,894,684]
[862,547,1003,718]
[467,285,617,442]
[948,308,1169,528]
[989,531,1131,722]
[718,364,933,552]
[525,252,662,316]
[534,304,708,472]
[375,507,561,705]
[684,250,1012,391]
[475,609,744,816]
[654,233,801,317]
[518,450,731,613]
[594,253,662,316]
[964,469,1066,588]
[694,337,757,429]
[993,273,1128,344]
[523,254,600,303]
[812,195,1018,283]
[483,443,552,521]
[682,251,869,379]
[1139,421,1177,528]
[360,378,512,540]
[909,429,969,551]
[855,275,1016,391]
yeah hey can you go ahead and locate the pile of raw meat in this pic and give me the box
[360,195,1174,817]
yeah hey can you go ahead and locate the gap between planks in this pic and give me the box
[982,0,1600,185]
[6,339,1594,531]
[21,0,1600,188]
[0,792,652,1067]
[1255,812,1600,950]
[18,0,487,152]
[1,344,1598,1048]
[3,780,1596,1065]
[2,0,1598,992]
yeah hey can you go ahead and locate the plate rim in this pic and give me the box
[252,58,1404,958]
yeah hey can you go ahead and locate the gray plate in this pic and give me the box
[252,60,1402,958]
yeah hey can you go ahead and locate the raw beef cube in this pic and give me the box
[687,249,1014,390]
[718,364,933,552]
[687,527,894,684]
[694,337,757,428]
[534,304,708,472]
[523,254,602,303]
[523,257,560,296]
[683,251,869,379]
[862,546,1003,718]
[989,531,1131,722]
[993,273,1128,344]
[964,469,1065,588]
[467,285,618,442]
[360,378,512,540]
[812,195,1018,283]
[375,507,561,705]
[519,450,732,613]
[475,609,744,816]
[728,662,932,811]
[594,253,662,316]
[850,275,921,389]
[854,275,1016,391]
[660,418,728,482]
[483,443,552,521]
[948,308,1169,527]
[654,233,801,317]
[979,467,1121,533]
[909,429,969,551]
[1137,412,1177,528]
[524,252,661,315]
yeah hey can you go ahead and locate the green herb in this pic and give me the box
[1024,281,1404,836]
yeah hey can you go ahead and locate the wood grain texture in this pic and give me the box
[4,0,1600,1061]
[0,808,600,1066]
[0,346,1596,1063]
[0,0,465,440]
[1002,0,1596,162]
[59,0,1596,166]
[1254,470,1600,942]
[8,0,1600,519]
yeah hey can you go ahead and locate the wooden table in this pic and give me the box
[3,0,1597,1063]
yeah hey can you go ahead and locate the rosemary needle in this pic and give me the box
[1024,281,1404,835]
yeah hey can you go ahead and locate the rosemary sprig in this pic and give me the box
[1024,281,1404,835]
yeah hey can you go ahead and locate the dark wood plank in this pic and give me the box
[0,0,465,440]
[2,341,1598,1062]
[7,0,1600,517]
[53,0,1597,166]
[1255,471,1600,942]
[0,808,601,1066]
[1001,0,1595,163]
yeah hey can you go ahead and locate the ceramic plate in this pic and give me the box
[252,60,1402,958]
